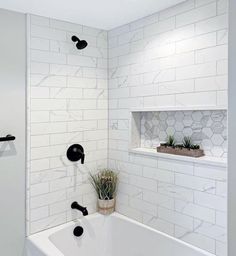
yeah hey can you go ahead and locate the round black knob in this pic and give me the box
[67,144,85,163]
[73,226,84,237]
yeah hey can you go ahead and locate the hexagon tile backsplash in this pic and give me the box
[140,110,227,158]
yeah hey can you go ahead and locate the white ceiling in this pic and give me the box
[0,0,185,30]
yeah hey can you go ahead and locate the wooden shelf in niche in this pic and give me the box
[129,107,228,163]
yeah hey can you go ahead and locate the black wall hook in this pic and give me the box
[71,35,88,50]
[67,144,85,164]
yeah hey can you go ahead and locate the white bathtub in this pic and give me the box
[26,213,214,256]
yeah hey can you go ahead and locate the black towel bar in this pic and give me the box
[0,135,16,142]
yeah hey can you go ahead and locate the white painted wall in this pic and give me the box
[0,8,26,256]
[228,0,235,255]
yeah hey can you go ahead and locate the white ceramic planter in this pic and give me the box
[98,198,115,215]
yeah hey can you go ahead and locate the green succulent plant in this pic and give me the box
[183,136,192,149]
[191,144,200,150]
[182,136,201,150]
[166,135,175,147]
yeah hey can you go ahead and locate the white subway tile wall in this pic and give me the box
[27,0,228,255]
[27,14,108,234]
[108,0,228,255]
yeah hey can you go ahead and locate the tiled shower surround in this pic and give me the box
[27,15,108,234]
[140,110,227,158]
[108,0,228,256]
[27,0,228,256]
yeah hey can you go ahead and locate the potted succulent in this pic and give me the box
[183,136,200,150]
[90,169,118,215]
[160,135,176,147]
[157,135,204,158]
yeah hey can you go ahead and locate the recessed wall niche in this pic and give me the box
[130,108,227,158]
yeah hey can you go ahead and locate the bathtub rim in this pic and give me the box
[26,212,216,256]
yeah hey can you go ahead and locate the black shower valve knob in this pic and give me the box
[67,144,85,164]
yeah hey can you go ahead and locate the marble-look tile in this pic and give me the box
[140,110,227,158]
[27,0,228,255]
[27,14,108,235]
[108,1,228,254]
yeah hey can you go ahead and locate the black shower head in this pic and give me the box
[71,35,88,50]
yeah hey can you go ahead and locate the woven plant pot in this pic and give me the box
[98,198,115,215]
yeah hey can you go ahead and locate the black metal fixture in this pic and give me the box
[71,201,88,216]
[73,226,84,237]
[0,134,16,142]
[71,35,88,50]
[67,144,85,164]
